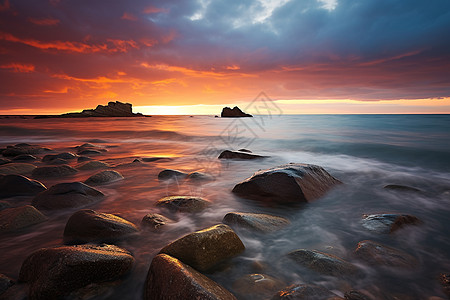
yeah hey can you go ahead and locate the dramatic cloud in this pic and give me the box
[0,0,449,112]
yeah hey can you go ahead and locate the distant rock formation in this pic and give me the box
[35,101,145,119]
[221,106,252,117]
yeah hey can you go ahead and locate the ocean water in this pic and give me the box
[0,114,449,299]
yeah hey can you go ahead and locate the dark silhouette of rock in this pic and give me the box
[141,213,173,230]
[232,163,341,204]
[144,254,237,300]
[238,149,252,153]
[223,212,290,233]
[0,273,14,295]
[19,244,134,300]
[221,106,252,117]
[77,160,110,170]
[0,175,46,199]
[78,156,92,163]
[361,213,422,234]
[46,158,68,165]
[42,152,77,162]
[63,209,138,243]
[32,182,104,210]
[287,249,358,277]
[354,240,417,268]
[84,170,124,186]
[78,149,103,156]
[156,196,211,213]
[32,165,78,178]
[12,154,37,162]
[218,150,266,160]
[232,274,285,300]
[159,224,245,272]
[0,205,47,232]
[158,169,188,181]
[0,163,36,175]
[272,284,343,300]
[384,184,422,193]
[2,144,50,157]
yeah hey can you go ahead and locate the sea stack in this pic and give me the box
[221,106,252,117]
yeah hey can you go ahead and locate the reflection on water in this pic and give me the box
[0,115,450,299]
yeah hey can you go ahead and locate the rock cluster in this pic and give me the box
[221,106,252,117]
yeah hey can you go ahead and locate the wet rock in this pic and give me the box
[0,163,36,175]
[32,182,104,210]
[77,160,110,170]
[142,157,172,162]
[19,244,134,300]
[144,254,237,300]
[186,171,215,182]
[157,169,187,181]
[272,284,343,300]
[0,201,12,211]
[47,158,68,165]
[0,175,47,199]
[0,273,14,295]
[42,152,77,162]
[156,196,210,213]
[354,240,418,268]
[2,144,49,157]
[63,209,138,243]
[12,154,37,162]
[78,149,103,156]
[232,163,341,204]
[84,170,123,186]
[223,212,290,233]
[384,184,422,193]
[141,213,172,230]
[232,274,285,300]
[78,156,92,163]
[0,158,11,165]
[439,273,450,298]
[219,150,265,160]
[221,106,252,118]
[362,214,422,234]
[287,249,358,277]
[0,205,47,232]
[159,224,245,272]
[344,290,372,300]
[238,149,252,153]
[32,165,78,178]
[75,143,107,155]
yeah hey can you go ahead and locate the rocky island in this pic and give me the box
[35,101,145,119]
[221,106,252,117]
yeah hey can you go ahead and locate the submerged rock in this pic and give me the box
[12,154,37,162]
[221,106,252,118]
[19,244,134,300]
[384,184,422,193]
[84,170,124,186]
[186,171,215,182]
[0,175,46,199]
[159,224,245,272]
[2,144,49,157]
[63,209,139,243]
[232,163,341,204]
[141,213,173,230]
[32,182,104,210]
[287,249,358,277]
[0,205,47,232]
[0,163,36,175]
[232,274,285,300]
[156,196,211,213]
[32,165,78,178]
[361,213,422,234]
[77,160,110,170]
[354,240,417,268]
[157,169,187,181]
[218,150,265,160]
[144,254,237,300]
[272,284,343,300]
[223,212,290,233]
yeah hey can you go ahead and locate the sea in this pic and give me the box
[1,114,450,299]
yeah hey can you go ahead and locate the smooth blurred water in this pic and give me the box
[0,114,449,299]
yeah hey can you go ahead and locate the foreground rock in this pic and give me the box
[362,213,422,234]
[32,182,104,210]
[272,284,343,300]
[232,163,341,204]
[0,273,14,295]
[158,169,187,181]
[35,101,144,118]
[141,213,173,230]
[0,175,46,199]
[223,212,290,233]
[156,196,211,213]
[160,224,245,272]
[354,240,417,268]
[221,106,252,117]
[1,143,49,157]
[32,165,78,178]
[0,205,47,232]
[0,158,11,165]
[77,160,110,170]
[145,254,237,300]
[186,171,215,183]
[12,154,37,162]
[42,152,77,162]
[384,184,422,193]
[0,163,36,175]
[19,244,134,300]
[440,273,450,298]
[287,249,358,277]
[218,150,265,160]
[232,274,285,300]
[63,209,138,243]
[84,170,123,186]
[344,290,371,300]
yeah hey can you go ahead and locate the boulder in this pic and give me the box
[78,156,92,163]
[84,170,123,186]
[354,240,417,268]
[156,196,210,213]
[186,172,215,182]
[160,224,245,272]
[287,249,358,277]
[232,163,341,204]
[0,273,14,295]
[78,149,103,156]
[77,160,110,170]
[0,163,36,175]
[141,213,173,230]
[19,244,134,300]
[32,182,104,210]
[232,274,285,300]
[0,205,47,232]
[272,284,343,300]
[223,212,290,233]
[42,152,77,162]
[344,290,372,300]
[46,158,68,165]
[221,106,252,118]
[384,184,422,193]
[32,165,78,178]
[439,273,450,298]
[12,154,37,162]
[2,144,49,157]
[218,150,265,160]
[361,213,422,234]
[0,158,11,165]
[158,169,187,181]
[144,254,237,300]
[63,209,139,243]
[0,175,47,199]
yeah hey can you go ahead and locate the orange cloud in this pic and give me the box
[143,6,166,14]
[0,63,35,73]
[121,12,138,21]
[28,17,60,26]
[359,50,423,66]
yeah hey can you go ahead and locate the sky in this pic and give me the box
[0,0,449,115]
